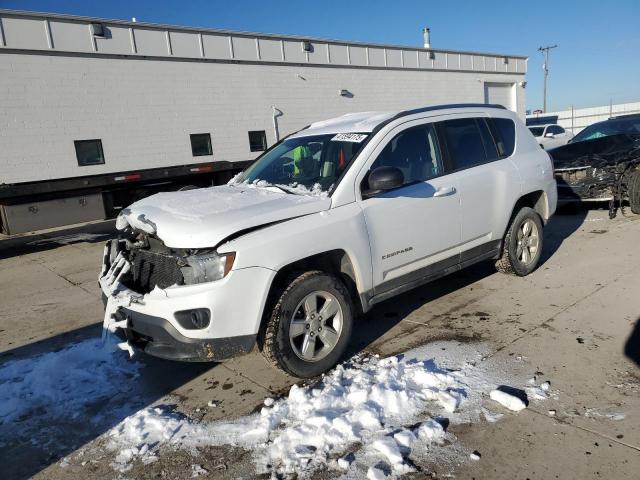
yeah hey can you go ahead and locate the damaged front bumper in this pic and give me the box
[106,306,256,362]
[554,166,614,202]
[99,240,270,362]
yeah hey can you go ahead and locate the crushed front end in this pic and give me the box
[550,135,640,218]
[99,228,267,362]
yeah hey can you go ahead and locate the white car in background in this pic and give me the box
[529,124,574,149]
[101,104,557,378]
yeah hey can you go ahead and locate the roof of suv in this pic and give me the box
[291,103,508,137]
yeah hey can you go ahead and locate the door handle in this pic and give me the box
[433,186,456,197]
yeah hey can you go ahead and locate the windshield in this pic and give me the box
[528,127,544,137]
[572,117,640,143]
[232,133,367,195]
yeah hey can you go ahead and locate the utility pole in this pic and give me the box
[538,44,557,113]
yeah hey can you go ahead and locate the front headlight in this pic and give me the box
[181,251,236,285]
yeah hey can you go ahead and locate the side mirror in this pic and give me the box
[544,132,555,138]
[365,166,404,196]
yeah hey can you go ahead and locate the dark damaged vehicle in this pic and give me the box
[550,114,640,217]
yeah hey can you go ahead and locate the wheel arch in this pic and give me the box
[256,249,364,351]
[497,190,548,257]
[510,190,549,224]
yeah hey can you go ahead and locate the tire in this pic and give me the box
[261,270,354,378]
[495,207,544,276]
[628,170,640,214]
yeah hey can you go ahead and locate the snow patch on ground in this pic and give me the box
[0,338,141,425]
[104,341,547,477]
[0,335,548,478]
[489,389,527,411]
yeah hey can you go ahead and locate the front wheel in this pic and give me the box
[495,207,544,276]
[261,271,354,378]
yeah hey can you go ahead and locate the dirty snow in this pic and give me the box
[103,341,547,477]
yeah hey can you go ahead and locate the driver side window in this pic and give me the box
[370,123,443,187]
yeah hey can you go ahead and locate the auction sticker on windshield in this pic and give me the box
[331,133,368,142]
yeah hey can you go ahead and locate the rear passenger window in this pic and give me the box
[370,123,443,187]
[489,118,516,157]
[439,118,487,170]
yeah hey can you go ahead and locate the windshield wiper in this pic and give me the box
[271,184,298,195]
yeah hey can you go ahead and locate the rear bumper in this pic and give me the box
[111,306,256,362]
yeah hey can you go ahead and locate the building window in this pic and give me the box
[248,130,268,152]
[74,139,105,166]
[190,133,213,157]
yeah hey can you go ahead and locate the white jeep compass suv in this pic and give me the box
[101,104,557,377]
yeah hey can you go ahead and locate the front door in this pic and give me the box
[357,121,462,295]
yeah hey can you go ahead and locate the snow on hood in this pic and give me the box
[116,184,331,248]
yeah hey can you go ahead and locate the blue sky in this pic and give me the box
[2,0,639,112]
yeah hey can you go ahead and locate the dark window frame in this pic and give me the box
[190,133,213,157]
[248,130,268,152]
[362,123,447,197]
[486,117,516,159]
[74,139,105,167]
[436,117,490,173]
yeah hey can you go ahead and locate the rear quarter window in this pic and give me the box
[490,118,516,157]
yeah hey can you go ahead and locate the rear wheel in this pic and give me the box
[261,271,353,378]
[628,170,640,214]
[496,207,543,276]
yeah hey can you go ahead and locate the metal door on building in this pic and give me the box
[484,82,515,111]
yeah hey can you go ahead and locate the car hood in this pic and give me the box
[116,185,331,248]
[550,134,640,170]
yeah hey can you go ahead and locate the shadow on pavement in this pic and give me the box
[0,324,216,480]
[349,206,591,355]
[624,317,640,367]
[349,261,497,356]
[538,203,589,265]
[0,220,116,260]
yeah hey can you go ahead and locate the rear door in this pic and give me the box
[357,120,462,294]
[436,115,521,259]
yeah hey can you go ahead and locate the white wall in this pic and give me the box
[527,101,640,134]
[0,53,526,184]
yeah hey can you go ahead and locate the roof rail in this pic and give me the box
[398,102,506,118]
[367,103,506,137]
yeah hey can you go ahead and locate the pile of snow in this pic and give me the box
[104,342,549,477]
[107,353,459,475]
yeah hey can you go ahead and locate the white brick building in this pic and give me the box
[0,9,527,233]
